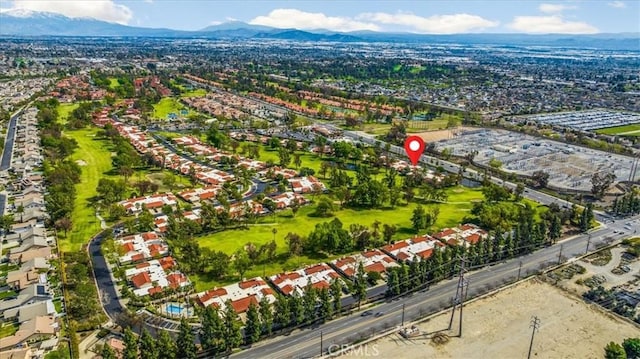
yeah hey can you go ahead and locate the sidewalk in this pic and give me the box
[78,330,100,359]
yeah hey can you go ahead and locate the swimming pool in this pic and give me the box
[165,303,184,315]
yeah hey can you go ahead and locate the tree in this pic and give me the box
[176,318,197,359]
[353,262,368,310]
[580,203,594,232]
[289,295,305,325]
[245,302,262,345]
[286,232,304,258]
[386,269,400,297]
[258,296,274,336]
[156,330,177,359]
[222,301,243,351]
[313,197,335,217]
[531,170,550,188]
[411,204,427,233]
[318,287,333,321]
[123,328,138,359]
[330,279,342,315]
[293,153,302,169]
[206,126,229,149]
[514,183,525,201]
[0,214,13,233]
[302,285,318,324]
[591,171,616,198]
[278,147,291,167]
[488,157,502,170]
[119,165,134,184]
[138,329,158,359]
[622,338,640,358]
[101,344,117,359]
[274,295,291,328]
[382,224,397,244]
[233,249,252,280]
[54,217,73,237]
[200,305,224,353]
[605,342,628,359]
[162,172,177,192]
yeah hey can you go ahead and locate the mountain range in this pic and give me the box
[1,9,638,50]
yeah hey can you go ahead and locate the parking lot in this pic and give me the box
[435,128,636,191]
[515,110,640,131]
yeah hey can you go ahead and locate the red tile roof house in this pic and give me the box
[381,235,445,262]
[432,223,489,247]
[125,259,190,297]
[331,249,399,279]
[196,277,276,318]
[116,232,168,263]
[118,193,178,215]
[269,264,343,297]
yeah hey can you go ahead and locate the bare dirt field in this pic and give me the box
[344,279,639,359]
[413,127,475,143]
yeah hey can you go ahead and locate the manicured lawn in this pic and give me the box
[62,127,117,252]
[0,322,19,339]
[57,103,80,125]
[152,97,193,120]
[180,89,207,98]
[596,123,640,136]
[53,299,63,312]
[197,186,485,255]
[0,263,19,278]
[358,123,392,135]
[108,77,120,90]
[0,290,17,300]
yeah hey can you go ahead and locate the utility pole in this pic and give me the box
[528,316,541,359]
[458,278,468,338]
[517,261,523,281]
[586,234,592,254]
[448,255,468,333]
[320,331,323,356]
[401,303,405,327]
[557,244,563,264]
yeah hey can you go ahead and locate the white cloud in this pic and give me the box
[249,9,380,32]
[250,9,498,34]
[508,15,598,34]
[539,3,576,13]
[608,1,626,8]
[357,12,499,34]
[7,0,133,24]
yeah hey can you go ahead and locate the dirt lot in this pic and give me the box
[413,127,475,143]
[345,279,638,359]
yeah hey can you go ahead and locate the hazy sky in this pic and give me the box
[1,0,639,34]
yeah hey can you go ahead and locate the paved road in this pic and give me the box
[89,233,125,321]
[232,215,640,359]
[1,107,22,170]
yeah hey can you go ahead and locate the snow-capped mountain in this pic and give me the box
[0,10,183,36]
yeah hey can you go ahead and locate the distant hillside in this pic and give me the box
[1,10,638,50]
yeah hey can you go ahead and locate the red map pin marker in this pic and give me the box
[404,135,425,166]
